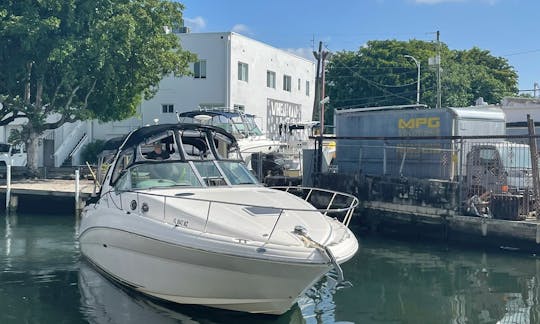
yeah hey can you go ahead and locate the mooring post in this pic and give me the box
[527,115,540,219]
[75,169,80,212]
[5,165,10,212]
[257,151,263,181]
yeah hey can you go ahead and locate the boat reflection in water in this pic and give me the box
[78,260,307,324]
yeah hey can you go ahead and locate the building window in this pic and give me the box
[194,60,206,78]
[298,78,301,91]
[238,62,249,82]
[233,104,245,112]
[267,70,276,88]
[162,104,174,113]
[283,75,291,92]
[306,80,310,96]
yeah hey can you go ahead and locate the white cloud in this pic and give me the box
[284,48,316,61]
[184,16,206,32]
[231,24,253,35]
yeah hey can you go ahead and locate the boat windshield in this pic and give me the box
[116,162,203,190]
[217,161,258,185]
[241,115,263,136]
[179,112,263,138]
[191,161,258,186]
[115,160,257,190]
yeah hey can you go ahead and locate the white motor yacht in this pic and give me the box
[79,123,359,315]
[177,109,282,163]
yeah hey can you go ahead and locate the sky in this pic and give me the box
[179,0,540,97]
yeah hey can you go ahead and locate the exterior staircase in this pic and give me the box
[53,121,89,167]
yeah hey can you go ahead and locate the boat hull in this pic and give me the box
[79,226,331,315]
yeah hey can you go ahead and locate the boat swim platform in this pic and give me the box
[0,179,95,214]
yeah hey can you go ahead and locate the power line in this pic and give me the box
[329,73,431,86]
[327,65,423,70]
[502,49,540,57]
[331,87,437,104]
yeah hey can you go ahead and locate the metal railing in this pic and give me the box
[105,186,358,243]
[271,186,359,227]
[53,121,87,167]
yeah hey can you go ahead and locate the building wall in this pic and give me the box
[139,32,316,137]
[228,33,315,136]
[0,32,316,166]
[139,32,229,125]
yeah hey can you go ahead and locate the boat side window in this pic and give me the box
[231,116,246,136]
[213,132,242,160]
[114,169,132,191]
[243,116,263,136]
[140,134,178,161]
[214,116,233,134]
[180,132,215,161]
[111,149,135,185]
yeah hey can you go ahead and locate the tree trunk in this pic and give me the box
[26,131,41,176]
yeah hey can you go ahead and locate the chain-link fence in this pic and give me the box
[332,134,540,220]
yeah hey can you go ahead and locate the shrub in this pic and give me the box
[81,140,106,164]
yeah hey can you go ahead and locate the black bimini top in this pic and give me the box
[119,123,238,151]
[178,111,255,119]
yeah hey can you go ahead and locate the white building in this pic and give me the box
[141,31,316,138]
[2,32,317,167]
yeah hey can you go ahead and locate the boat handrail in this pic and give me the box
[113,186,358,222]
[102,186,357,261]
[270,186,359,227]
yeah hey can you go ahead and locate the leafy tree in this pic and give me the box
[324,40,518,125]
[80,140,106,164]
[0,0,195,172]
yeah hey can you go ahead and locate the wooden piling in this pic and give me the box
[75,169,81,213]
[5,165,11,212]
[527,114,540,219]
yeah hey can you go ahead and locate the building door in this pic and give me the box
[42,139,55,167]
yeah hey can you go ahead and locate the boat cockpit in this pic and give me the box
[108,124,259,191]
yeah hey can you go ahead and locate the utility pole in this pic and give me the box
[436,30,442,109]
[312,42,330,178]
[320,50,330,135]
[527,114,540,218]
[312,42,322,121]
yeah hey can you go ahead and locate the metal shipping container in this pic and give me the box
[334,105,506,180]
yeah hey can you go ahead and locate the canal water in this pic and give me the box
[1,213,539,324]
